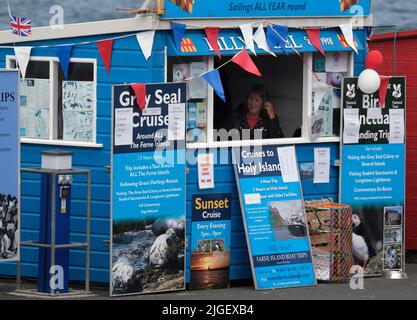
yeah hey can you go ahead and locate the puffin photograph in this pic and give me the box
[352,213,376,267]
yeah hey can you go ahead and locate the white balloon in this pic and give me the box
[358,69,381,94]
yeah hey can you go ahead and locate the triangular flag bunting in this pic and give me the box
[202,69,226,102]
[266,25,289,54]
[56,45,73,79]
[253,23,276,57]
[205,27,221,59]
[14,46,32,80]
[97,39,114,74]
[339,23,358,54]
[239,23,256,55]
[172,22,186,51]
[379,77,390,108]
[307,28,325,56]
[137,30,156,61]
[130,83,147,110]
[231,50,261,77]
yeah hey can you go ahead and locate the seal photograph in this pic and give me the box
[111,217,185,295]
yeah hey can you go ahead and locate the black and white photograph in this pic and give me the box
[0,194,18,261]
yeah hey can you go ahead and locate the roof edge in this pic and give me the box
[371,29,417,42]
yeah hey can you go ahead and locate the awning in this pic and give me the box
[167,29,364,56]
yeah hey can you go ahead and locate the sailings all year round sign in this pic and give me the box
[111,83,186,296]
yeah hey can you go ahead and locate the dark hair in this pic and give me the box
[238,84,270,114]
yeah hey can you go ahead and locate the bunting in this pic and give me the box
[137,30,156,61]
[97,39,114,74]
[267,25,289,54]
[339,23,358,54]
[239,23,256,55]
[253,23,276,57]
[14,46,32,80]
[205,27,221,59]
[56,45,73,79]
[379,77,390,108]
[202,69,226,102]
[307,28,325,56]
[231,50,261,77]
[172,22,186,51]
[130,83,147,110]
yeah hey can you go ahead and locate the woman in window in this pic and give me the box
[223,84,284,140]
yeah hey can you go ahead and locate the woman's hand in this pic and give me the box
[264,101,276,120]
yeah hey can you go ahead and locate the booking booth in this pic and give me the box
[0,0,390,293]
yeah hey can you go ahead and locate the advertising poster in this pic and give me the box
[340,77,406,275]
[190,194,231,290]
[0,70,20,262]
[232,146,316,290]
[111,83,186,296]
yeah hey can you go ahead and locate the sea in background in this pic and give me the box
[0,0,415,31]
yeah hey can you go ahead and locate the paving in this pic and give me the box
[0,263,416,300]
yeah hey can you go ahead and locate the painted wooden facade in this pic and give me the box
[0,17,369,284]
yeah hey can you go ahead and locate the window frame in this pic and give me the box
[176,51,354,150]
[6,55,102,148]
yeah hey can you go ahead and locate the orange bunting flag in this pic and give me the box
[97,39,114,74]
[205,27,221,59]
[130,83,147,110]
[231,49,261,77]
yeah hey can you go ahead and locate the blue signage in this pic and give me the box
[167,29,364,57]
[233,146,316,290]
[162,0,371,19]
[0,70,19,262]
[190,193,232,290]
[340,77,406,274]
[111,83,186,296]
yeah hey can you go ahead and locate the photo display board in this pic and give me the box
[340,77,406,275]
[0,70,20,262]
[233,146,316,290]
[111,83,186,296]
[190,193,232,290]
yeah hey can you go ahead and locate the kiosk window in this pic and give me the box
[8,57,97,145]
[215,54,303,141]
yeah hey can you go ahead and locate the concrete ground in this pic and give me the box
[1,263,417,300]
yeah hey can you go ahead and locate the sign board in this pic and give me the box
[111,83,186,296]
[163,0,371,19]
[0,70,20,262]
[167,29,365,57]
[340,77,406,275]
[233,146,316,290]
[190,193,232,290]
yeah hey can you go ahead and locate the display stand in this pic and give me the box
[11,168,94,298]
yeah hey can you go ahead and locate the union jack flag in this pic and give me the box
[10,16,32,37]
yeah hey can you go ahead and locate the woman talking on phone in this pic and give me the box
[223,84,284,140]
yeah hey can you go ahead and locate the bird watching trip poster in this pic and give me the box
[340,77,406,275]
[190,193,232,290]
[232,146,316,290]
[0,70,20,262]
[111,83,186,296]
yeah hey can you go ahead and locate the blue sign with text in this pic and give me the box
[190,194,232,290]
[0,70,20,262]
[111,83,187,296]
[162,0,371,19]
[233,146,316,290]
